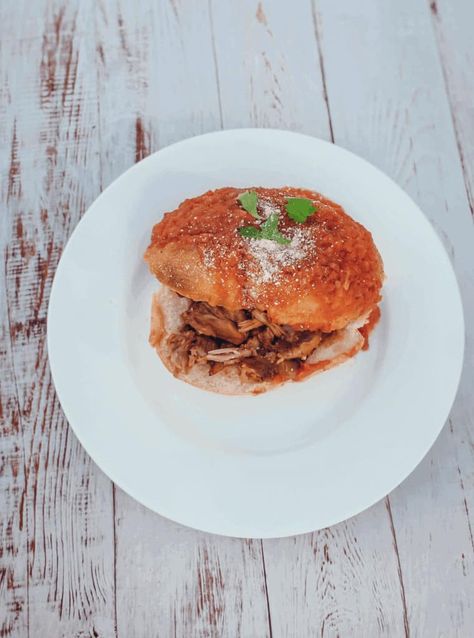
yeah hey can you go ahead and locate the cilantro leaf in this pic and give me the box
[260,213,291,244]
[238,214,290,245]
[261,213,279,234]
[238,225,261,239]
[238,190,260,219]
[285,197,316,223]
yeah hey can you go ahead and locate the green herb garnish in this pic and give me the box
[237,190,260,219]
[260,213,291,244]
[238,226,261,239]
[285,197,316,223]
[238,213,290,245]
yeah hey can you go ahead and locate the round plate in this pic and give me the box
[48,129,464,538]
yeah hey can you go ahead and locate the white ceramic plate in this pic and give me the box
[48,129,464,538]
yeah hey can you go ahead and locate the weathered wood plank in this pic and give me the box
[210,1,411,636]
[95,2,271,635]
[0,1,116,636]
[210,0,331,137]
[429,0,474,215]
[314,0,474,634]
[263,503,411,636]
[114,510,271,638]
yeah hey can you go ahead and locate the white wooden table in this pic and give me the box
[1,1,473,636]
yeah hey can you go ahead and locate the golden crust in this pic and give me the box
[144,187,384,331]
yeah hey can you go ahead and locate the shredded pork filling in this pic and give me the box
[166,300,337,383]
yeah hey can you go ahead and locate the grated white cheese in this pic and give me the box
[259,198,279,220]
[247,226,315,286]
[201,196,316,300]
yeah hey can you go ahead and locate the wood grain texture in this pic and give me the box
[210,0,331,137]
[209,2,413,635]
[314,0,474,635]
[430,0,474,215]
[1,1,116,636]
[263,502,411,636]
[1,0,473,636]
[95,2,271,636]
[114,512,271,638]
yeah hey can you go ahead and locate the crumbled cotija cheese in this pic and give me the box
[247,227,315,286]
[259,199,279,220]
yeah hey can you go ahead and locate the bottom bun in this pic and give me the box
[149,286,365,395]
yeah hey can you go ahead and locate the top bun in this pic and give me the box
[144,187,384,332]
